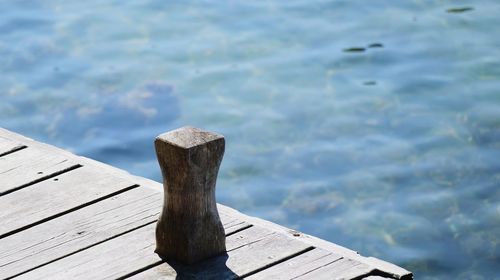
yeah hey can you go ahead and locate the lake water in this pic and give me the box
[1,1,499,279]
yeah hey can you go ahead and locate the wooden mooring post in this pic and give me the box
[154,126,226,264]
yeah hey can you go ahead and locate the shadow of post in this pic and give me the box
[165,253,238,280]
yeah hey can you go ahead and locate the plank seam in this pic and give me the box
[4,220,157,280]
[290,256,345,280]
[351,269,406,280]
[0,184,140,239]
[0,164,83,197]
[116,223,257,279]
[0,145,27,157]
[115,260,164,280]
[227,232,277,253]
[237,246,316,279]
[226,224,253,237]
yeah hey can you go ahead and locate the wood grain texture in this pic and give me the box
[0,146,80,195]
[216,204,412,279]
[362,276,396,280]
[154,127,226,264]
[0,166,137,238]
[331,262,376,280]
[127,263,176,280]
[14,223,159,280]
[129,226,312,280]
[14,217,256,279]
[213,232,312,278]
[219,210,252,235]
[362,257,413,280]
[0,128,159,190]
[0,135,26,157]
[294,257,373,280]
[246,248,342,280]
[224,225,275,251]
[220,212,252,236]
[0,186,161,279]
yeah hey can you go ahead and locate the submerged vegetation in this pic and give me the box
[446,7,474,13]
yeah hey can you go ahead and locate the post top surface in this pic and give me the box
[156,126,224,149]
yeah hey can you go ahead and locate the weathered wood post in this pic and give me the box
[154,126,226,264]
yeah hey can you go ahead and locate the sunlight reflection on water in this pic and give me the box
[1,1,499,278]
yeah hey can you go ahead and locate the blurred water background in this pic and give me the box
[1,1,499,279]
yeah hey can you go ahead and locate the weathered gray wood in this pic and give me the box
[293,257,372,280]
[0,189,248,279]
[248,245,388,280]
[217,204,362,259]
[0,135,26,157]
[224,220,250,235]
[363,276,396,280]
[217,204,412,279]
[362,276,394,280]
[0,166,137,237]
[330,262,377,280]
[128,263,176,280]
[219,212,253,234]
[0,128,159,191]
[224,225,275,251]
[246,248,342,280]
[154,127,226,264]
[201,232,311,278]
[14,221,284,279]
[362,257,413,280]
[14,223,159,280]
[0,146,80,195]
[0,187,161,279]
[130,226,312,279]
[220,215,252,236]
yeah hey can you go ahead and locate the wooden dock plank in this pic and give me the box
[245,248,342,280]
[0,166,137,238]
[130,229,313,279]
[362,276,396,280]
[329,263,377,280]
[14,221,276,279]
[224,221,251,236]
[0,135,26,157]
[293,257,373,280]
[188,234,312,279]
[222,225,275,251]
[362,257,412,280]
[0,185,249,279]
[217,204,412,279]
[0,187,161,279]
[127,263,176,280]
[0,146,80,195]
[14,223,158,280]
[0,128,155,189]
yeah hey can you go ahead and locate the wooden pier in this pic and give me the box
[0,127,412,280]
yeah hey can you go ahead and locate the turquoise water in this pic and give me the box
[1,1,499,278]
